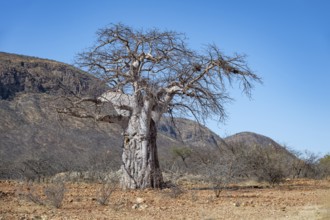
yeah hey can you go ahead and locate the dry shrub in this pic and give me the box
[246,146,288,185]
[97,182,116,205]
[44,181,66,208]
[25,182,44,206]
[169,184,185,198]
[96,173,119,205]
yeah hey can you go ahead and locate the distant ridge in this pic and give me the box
[0,51,67,64]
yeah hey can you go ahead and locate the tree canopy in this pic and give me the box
[75,23,261,125]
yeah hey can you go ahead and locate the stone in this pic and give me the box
[136,197,145,204]
[139,204,148,210]
[234,202,240,207]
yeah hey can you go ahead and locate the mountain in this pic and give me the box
[158,117,228,150]
[224,132,297,168]
[224,132,282,148]
[0,52,294,180]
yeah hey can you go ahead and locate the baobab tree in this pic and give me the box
[59,23,261,189]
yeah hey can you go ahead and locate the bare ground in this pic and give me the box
[0,179,329,220]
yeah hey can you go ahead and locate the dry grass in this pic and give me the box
[0,179,329,219]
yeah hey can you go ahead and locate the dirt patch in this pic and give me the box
[0,179,329,219]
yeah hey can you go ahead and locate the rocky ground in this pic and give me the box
[0,179,329,220]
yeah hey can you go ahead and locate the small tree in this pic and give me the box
[58,23,261,189]
[319,154,330,177]
[44,181,66,208]
[171,146,192,168]
[301,150,321,178]
[245,145,289,185]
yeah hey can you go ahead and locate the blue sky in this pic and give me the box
[1,0,329,156]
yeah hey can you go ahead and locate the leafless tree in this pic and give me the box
[243,145,292,185]
[58,23,261,189]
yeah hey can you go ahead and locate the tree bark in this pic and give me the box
[120,117,163,189]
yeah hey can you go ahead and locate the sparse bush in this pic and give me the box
[96,173,118,206]
[204,157,238,198]
[211,181,224,198]
[207,169,227,198]
[44,181,66,208]
[319,154,330,178]
[161,168,185,198]
[97,182,116,205]
[166,184,185,198]
[25,182,44,206]
[190,190,199,202]
[245,145,288,185]
[301,151,322,178]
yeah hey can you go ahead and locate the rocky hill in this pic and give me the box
[0,52,294,180]
[0,52,107,100]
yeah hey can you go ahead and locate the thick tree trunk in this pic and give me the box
[120,118,164,189]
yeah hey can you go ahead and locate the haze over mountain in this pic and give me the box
[0,52,292,179]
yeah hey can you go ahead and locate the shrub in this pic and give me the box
[319,154,330,178]
[245,146,288,185]
[25,182,44,206]
[165,184,185,198]
[96,172,118,205]
[97,182,117,205]
[44,181,66,208]
[205,159,237,198]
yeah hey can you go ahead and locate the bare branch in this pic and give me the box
[56,96,129,128]
[74,23,261,125]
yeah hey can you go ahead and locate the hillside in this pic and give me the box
[224,131,282,148]
[0,52,294,180]
[224,131,296,158]
[0,52,119,178]
[0,52,106,100]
